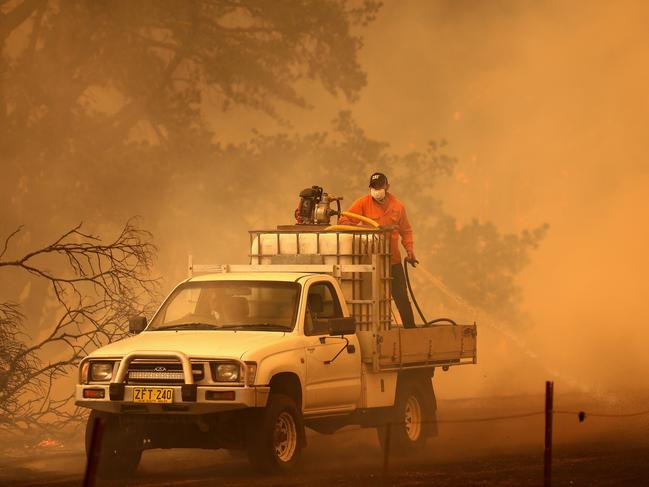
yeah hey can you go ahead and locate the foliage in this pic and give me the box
[0,0,378,149]
[0,0,545,320]
[0,0,381,238]
[0,0,547,435]
[424,216,548,316]
[205,113,548,318]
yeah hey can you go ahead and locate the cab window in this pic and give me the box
[304,282,342,336]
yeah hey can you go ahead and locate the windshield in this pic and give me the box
[148,281,300,332]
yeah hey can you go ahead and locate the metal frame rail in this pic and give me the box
[245,229,392,333]
[187,229,476,374]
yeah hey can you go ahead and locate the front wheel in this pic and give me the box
[246,393,303,472]
[85,411,142,480]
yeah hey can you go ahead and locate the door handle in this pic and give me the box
[307,347,315,353]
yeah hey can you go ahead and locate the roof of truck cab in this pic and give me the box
[188,272,320,283]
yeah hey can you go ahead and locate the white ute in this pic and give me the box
[76,228,477,478]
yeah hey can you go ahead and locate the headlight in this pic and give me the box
[89,362,114,382]
[211,362,241,382]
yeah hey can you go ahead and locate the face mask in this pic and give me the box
[370,188,386,202]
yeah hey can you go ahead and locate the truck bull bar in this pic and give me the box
[109,350,196,402]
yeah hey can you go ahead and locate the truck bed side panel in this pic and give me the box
[357,325,476,370]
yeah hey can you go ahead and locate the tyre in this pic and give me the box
[377,378,436,454]
[246,393,303,473]
[85,411,142,480]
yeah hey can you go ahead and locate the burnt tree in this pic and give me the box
[0,220,157,433]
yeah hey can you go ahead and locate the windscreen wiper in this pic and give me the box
[154,323,222,331]
[219,323,292,331]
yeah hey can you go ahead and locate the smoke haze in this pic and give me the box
[251,0,649,399]
[4,0,649,404]
[352,0,649,398]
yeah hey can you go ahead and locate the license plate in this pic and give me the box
[133,387,174,403]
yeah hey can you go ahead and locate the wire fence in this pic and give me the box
[82,384,649,487]
[556,409,649,419]
[300,383,649,487]
[308,405,649,439]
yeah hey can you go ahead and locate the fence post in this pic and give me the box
[544,381,554,487]
[83,416,104,487]
[382,421,392,479]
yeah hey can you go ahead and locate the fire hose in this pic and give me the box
[404,258,457,327]
[323,210,456,327]
[324,211,381,232]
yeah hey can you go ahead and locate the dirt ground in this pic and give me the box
[1,393,648,487]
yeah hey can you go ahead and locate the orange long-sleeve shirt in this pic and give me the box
[338,193,414,264]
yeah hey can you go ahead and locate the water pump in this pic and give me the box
[295,186,342,225]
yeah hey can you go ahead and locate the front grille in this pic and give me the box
[127,362,204,384]
[129,370,185,381]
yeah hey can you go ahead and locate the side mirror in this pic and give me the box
[129,316,147,334]
[328,317,356,336]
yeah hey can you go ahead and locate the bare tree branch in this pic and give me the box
[0,225,23,259]
[0,219,159,434]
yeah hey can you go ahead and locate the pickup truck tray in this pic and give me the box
[191,228,478,373]
[357,324,477,370]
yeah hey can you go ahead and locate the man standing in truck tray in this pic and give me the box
[339,172,417,328]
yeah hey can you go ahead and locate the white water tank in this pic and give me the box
[251,232,357,265]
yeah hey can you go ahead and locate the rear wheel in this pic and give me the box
[246,393,303,472]
[85,411,142,480]
[378,378,435,454]
[403,393,424,442]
